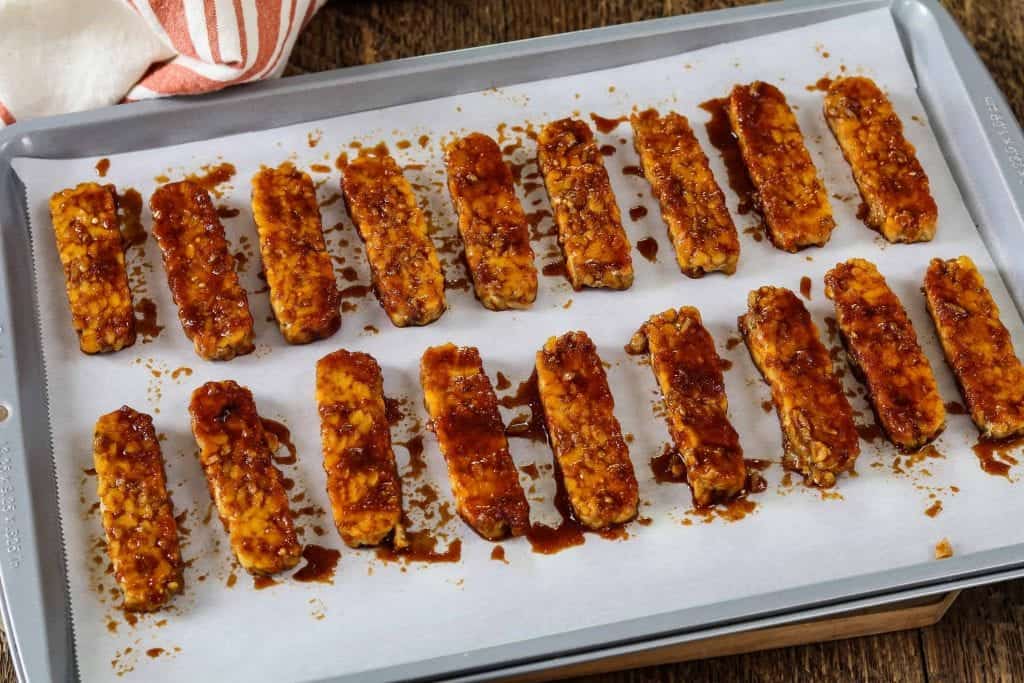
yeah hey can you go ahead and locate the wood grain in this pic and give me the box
[3,2,1022,682]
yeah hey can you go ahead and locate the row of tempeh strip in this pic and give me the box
[52,75,934,356]
[93,254,1024,610]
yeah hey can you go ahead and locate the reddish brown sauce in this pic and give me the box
[339,266,359,282]
[636,236,658,262]
[524,468,586,554]
[600,144,617,157]
[217,205,240,218]
[945,401,967,415]
[95,158,110,177]
[340,284,371,299]
[499,372,547,443]
[800,276,812,300]
[310,163,332,174]
[134,298,163,340]
[146,648,164,659]
[542,260,568,280]
[396,140,412,150]
[384,397,404,425]
[761,400,774,414]
[699,97,759,217]
[335,152,348,171]
[308,131,322,148]
[973,436,1024,478]
[629,205,649,222]
[396,435,427,478]
[261,419,297,465]
[253,575,278,590]
[376,527,462,564]
[184,162,236,198]
[650,445,688,484]
[805,76,834,92]
[363,324,379,334]
[117,188,146,247]
[495,372,512,391]
[418,135,430,148]
[622,165,644,177]
[856,202,869,221]
[490,545,509,563]
[293,544,341,583]
[725,336,742,350]
[519,463,540,480]
[856,421,884,443]
[925,500,943,517]
[226,572,238,588]
[589,113,627,134]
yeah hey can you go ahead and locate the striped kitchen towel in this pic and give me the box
[0,0,327,128]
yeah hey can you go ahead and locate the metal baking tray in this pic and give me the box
[1,0,1022,680]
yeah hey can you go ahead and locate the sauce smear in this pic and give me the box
[699,97,759,218]
[636,236,659,262]
[293,544,341,583]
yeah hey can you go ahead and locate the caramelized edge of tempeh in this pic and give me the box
[923,256,1024,439]
[316,349,403,547]
[420,343,530,540]
[630,109,740,277]
[739,287,859,486]
[536,118,634,290]
[628,307,747,506]
[727,82,836,252]
[188,380,301,574]
[338,144,447,327]
[823,76,937,243]
[49,183,136,353]
[444,133,538,310]
[251,163,341,344]
[150,181,254,360]
[824,258,945,450]
[535,331,638,529]
[93,406,183,611]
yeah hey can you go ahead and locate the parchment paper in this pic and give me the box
[13,9,1024,682]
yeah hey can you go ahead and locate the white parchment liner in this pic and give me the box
[13,9,1024,682]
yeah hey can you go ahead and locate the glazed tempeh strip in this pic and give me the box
[628,308,746,506]
[420,344,530,540]
[536,118,633,290]
[535,331,638,528]
[150,181,254,360]
[924,256,1024,439]
[825,259,945,450]
[189,381,301,574]
[339,144,446,327]
[251,163,341,344]
[630,109,740,277]
[728,82,836,251]
[316,350,403,547]
[49,183,136,353]
[444,133,538,310]
[93,406,183,611]
[740,287,859,486]
[824,77,937,243]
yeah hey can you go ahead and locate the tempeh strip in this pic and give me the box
[339,144,446,326]
[924,256,1024,439]
[316,350,403,547]
[630,109,740,277]
[825,258,945,450]
[189,381,301,574]
[823,77,937,243]
[536,118,633,290]
[740,287,859,486]
[251,163,341,344]
[420,344,530,540]
[728,82,836,251]
[535,331,638,528]
[444,133,538,310]
[49,183,136,353]
[93,406,183,611]
[150,181,254,360]
[628,308,746,506]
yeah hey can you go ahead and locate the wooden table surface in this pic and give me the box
[3,1,1022,681]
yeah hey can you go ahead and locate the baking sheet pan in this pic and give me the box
[1,1,1023,681]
